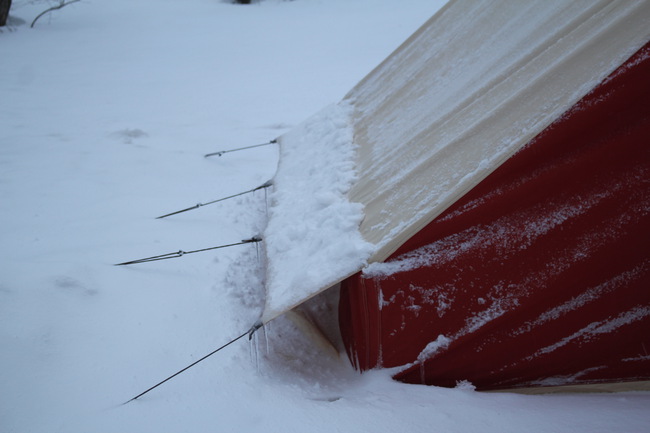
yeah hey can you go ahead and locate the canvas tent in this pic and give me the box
[260,0,650,391]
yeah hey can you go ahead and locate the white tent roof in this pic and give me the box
[260,0,650,323]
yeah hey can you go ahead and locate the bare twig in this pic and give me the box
[31,0,81,28]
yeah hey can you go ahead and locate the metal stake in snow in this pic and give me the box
[204,139,277,158]
[156,180,273,219]
[114,236,262,266]
[123,321,263,404]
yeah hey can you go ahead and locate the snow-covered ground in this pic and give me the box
[1,1,649,432]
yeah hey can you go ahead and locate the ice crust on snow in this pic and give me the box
[261,103,374,323]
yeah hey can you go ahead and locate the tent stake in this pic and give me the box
[114,236,262,266]
[204,139,277,158]
[156,181,273,219]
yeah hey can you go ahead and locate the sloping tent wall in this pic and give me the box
[344,0,650,263]
[340,41,650,390]
[260,0,650,389]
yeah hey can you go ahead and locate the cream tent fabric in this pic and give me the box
[260,0,650,323]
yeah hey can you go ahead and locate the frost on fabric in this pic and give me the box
[363,177,634,279]
[530,366,607,387]
[412,297,517,366]
[510,262,649,338]
[529,306,650,360]
[261,103,374,323]
[417,335,452,363]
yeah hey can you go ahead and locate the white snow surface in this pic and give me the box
[262,102,373,322]
[1,1,649,432]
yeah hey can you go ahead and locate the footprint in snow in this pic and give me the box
[55,276,98,296]
[110,128,149,145]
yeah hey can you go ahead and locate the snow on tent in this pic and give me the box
[260,0,650,391]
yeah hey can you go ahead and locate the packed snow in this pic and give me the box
[262,102,373,323]
[1,1,649,432]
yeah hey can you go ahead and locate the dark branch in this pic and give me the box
[31,0,81,28]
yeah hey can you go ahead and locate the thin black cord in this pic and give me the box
[156,181,272,219]
[114,237,262,266]
[204,139,277,158]
[123,330,249,404]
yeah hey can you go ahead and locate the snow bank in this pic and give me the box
[262,103,374,323]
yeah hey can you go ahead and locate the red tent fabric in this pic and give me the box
[339,42,650,391]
